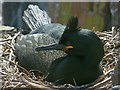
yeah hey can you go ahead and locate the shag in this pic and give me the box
[36,16,104,85]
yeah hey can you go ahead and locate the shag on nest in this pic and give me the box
[36,16,104,85]
[15,5,104,86]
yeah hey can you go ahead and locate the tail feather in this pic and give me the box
[23,5,51,31]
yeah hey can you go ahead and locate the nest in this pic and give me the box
[0,26,119,90]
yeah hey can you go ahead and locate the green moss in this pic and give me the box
[57,2,106,31]
[81,14,104,31]
[81,3,105,31]
[58,2,72,24]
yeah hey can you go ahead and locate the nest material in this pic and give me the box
[0,26,119,90]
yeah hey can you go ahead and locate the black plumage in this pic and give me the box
[36,16,104,85]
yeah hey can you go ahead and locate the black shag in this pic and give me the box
[15,5,104,85]
[36,16,104,85]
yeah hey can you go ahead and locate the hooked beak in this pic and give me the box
[35,43,73,52]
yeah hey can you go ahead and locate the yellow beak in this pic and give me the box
[65,45,74,49]
[35,44,73,52]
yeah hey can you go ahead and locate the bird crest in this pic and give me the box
[66,16,79,31]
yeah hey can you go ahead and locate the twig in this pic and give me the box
[11,31,21,50]
[21,74,52,89]
[1,57,31,76]
[88,77,111,89]
[0,39,12,42]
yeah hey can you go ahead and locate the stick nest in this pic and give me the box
[0,26,119,90]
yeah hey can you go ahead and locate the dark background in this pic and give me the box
[2,2,120,31]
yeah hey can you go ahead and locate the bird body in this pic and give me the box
[45,55,103,85]
[44,29,104,85]
[36,16,104,85]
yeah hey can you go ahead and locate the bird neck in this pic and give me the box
[66,49,101,66]
[66,49,85,56]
